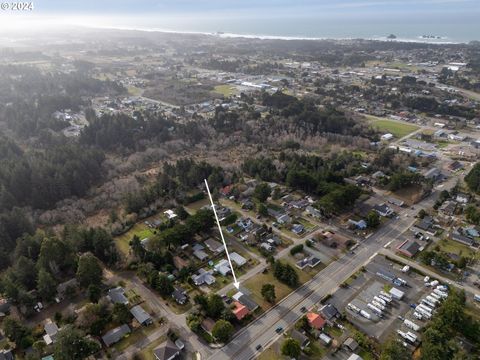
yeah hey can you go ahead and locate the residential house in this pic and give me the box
[192,269,216,286]
[296,256,321,269]
[371,170,386,181]
[219,185,234,197]
[102,324,131,347]
[320,304,339,324]
[214,259,231,276]
[260,242,274,252]
[153,339,180,360]
[0,350,13,360]
[289,199,309,209]
[107,287,129,305]
[172,287,188,305]
[373,203,393,217]
[397,240,421,258]
[292,224,305,235]
[415,216,435,234]
[424,167,445,182]
[230,252,247,267]
[347,219,367,230]
[464,227,479,239]
[448,161,463,172]
[266,235,282,246]
[451,231,474,246]
[307,312,326,330]
[305,205,322,218]
[232,292,259,311]
[439,200,456,216]
[201,318,216,335]
[43,321,59,345]
[130,305,153,326]
[241,199,254,210]
[232,301,250,321]
[193,249,209,261]
[347,354,364,360]
[291,329,310,349]
[277,214,291,224]
[205,239,224,253]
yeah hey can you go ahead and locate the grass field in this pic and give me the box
[257,347,283,360]
[244,262,312,310]
[214,84,236,97]
[115,223,155,256]
[435,238,477,259]
[185,198,210,214]
[367,115,419,138]
[127,86,142,96]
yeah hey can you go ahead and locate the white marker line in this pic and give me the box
[204,179,240,289]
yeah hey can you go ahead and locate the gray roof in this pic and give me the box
[130,305,152,325]
[291,329,310,347]
[107,287,129,305]
[320,304,339,320]
[205,239,224,252]
[399,240,421,256]
[192,268,216,286]
[44,322,59,336]
[172,288,187,304]
[237,294,258,311]
[102,324,131,347]
[193,249,209,260]
[0,350,13,360]
[153,339,180,360]
[344,337,359,351]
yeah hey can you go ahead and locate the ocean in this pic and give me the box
[94,13,480,44]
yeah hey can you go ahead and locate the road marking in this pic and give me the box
[204,179,240,289]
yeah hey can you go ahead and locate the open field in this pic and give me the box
[435,238,478,259]
[213,84,236,97]
[366,115,419,138]
[113,324,161,352]
[244,261,312,310]
[115,223,155,256]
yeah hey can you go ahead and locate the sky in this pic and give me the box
[24,0,480,18]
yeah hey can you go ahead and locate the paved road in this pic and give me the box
[208,189,443,360]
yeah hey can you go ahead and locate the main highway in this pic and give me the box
[208,186,445,360]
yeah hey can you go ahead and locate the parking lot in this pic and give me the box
[329,255,441,343]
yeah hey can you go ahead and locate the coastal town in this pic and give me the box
[0,25,479,360]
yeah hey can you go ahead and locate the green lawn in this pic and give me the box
[244,261,312,310]
[213,84,236,96]
[435,238,478,259]
[113,325,160,352]
[257,347,284,360]
[297,217,316,231]
[114,223,155,256]
[185,198,210,214]
[366,115,419,138]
